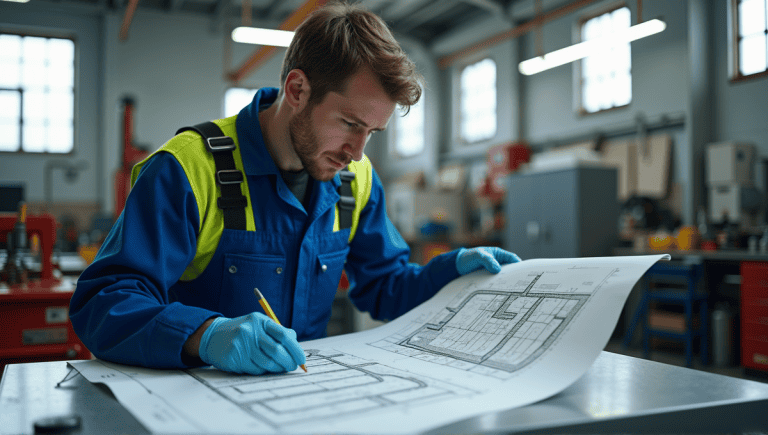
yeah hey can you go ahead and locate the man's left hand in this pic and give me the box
[456,247,521,275]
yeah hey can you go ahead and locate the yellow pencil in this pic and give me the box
[254,288,307,373]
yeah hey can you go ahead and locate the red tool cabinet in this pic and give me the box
[0,279,91,374]
[740,261,768,371]
[1,214,91,375]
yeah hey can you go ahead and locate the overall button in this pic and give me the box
[275,267,283,274]
[229,265,237,274]
[321,264,328,273]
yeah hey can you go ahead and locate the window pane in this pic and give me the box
[48,39,74,65]
[0,60,21,88]
[740,34,767,75]
[583,80,599,113]
[224,87,258,117]
[581,7,632,113]
[0,121,20,151]
[739,0,767,36]
[22,58,47,90]
[23,90,47,120]
[582,18,598,40]
[22,37,48,64]
[46,119,73,153]
[460,58,496,143]
[0,91,21,122]
[22,120,46,152]
[395,93,425,157]
[611,6,631,33]
[613,72,632,107]
[48,91,74,121]
[0,34,22,61]
[48,64,74,90]
[2,34,76,154]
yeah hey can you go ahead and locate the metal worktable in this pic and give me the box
[2,352,768,434]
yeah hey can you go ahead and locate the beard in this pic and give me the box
[289,105,348,182]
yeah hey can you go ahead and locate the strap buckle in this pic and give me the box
[216,169,244,185]
[339,170,355,182]
[206,136,236,153]
[338,196,355,210]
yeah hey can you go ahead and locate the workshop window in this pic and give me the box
[732,0,768,80]
[460,57,496,143]
[393,90,425,157]
[224,87,258,117]
[579,6,632,114]
[0,33,75,154]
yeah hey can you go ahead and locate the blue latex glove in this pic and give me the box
[198,313,306,375]
[456,247,522,275]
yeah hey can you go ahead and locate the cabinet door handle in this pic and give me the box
[527,221,540,242]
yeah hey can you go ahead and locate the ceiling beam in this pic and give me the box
[394,0,462,33]
[119,0,140,41]
[437,0,601,68]
[460,0,506,16]
[228,0,329,83]
[378,0,435,22]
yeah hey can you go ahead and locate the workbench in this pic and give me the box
[2,352,767,434]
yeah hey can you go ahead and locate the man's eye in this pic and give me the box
[344,120,357,128]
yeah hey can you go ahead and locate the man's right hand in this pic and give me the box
[197,313,306,375]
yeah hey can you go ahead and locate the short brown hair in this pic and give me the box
[280,1,423,113]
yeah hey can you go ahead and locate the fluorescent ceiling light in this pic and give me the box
[231,27,294,46]
[1,0,31,3]
[519,18,666,76]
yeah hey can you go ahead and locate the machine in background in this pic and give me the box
[114,96,151,219]
[0,198,90,375]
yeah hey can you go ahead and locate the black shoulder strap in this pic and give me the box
[176,122,247,230]
[338,166,355,231]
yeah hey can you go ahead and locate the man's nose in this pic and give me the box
[344,133,368,161]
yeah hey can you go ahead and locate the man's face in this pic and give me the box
[288,67,396,182]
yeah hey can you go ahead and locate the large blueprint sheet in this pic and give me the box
[71,254,669,434]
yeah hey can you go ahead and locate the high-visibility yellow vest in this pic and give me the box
[131,115,372,281]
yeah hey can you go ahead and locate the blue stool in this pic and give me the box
[624,260,709,367]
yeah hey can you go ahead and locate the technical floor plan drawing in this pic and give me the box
[186,349,476,428]
[71,254,670,434]
[372,266,618,378]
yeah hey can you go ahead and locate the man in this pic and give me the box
[70,1,520,376]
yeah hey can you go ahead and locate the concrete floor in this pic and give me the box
[604,339,768,384]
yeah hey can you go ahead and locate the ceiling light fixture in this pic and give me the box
[1,0,31,3]
[231,27,294,47]
[518,18,666,76]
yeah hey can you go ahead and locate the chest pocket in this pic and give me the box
[308,246,350,331]
[221,253,286,320]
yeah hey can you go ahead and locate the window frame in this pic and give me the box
[729,0,768,83]
[457,56,498,145]
[0,30,77,155]
[575,3,633,116]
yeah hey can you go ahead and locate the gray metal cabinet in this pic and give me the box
[504,166,618,260]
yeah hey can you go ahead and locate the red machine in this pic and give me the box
[114,97,150,219]
[0,208,91,373]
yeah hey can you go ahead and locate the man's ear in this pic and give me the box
[283,69,311,113]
